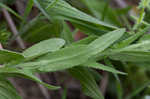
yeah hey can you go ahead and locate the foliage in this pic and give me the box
[0,0,150,99]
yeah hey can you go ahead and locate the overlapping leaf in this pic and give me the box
[0,67,60,90]
[20,45,89,72]
[113,26,150,49]
[69,67,104,99]
[110,41,150,62]
[61,22,74,45]
[0,50,24,64]
[34,0,117,35]
[72,35,98,46]
[23,38,65,59]
[18,29,125,73]
[0,77,21,99]
[83,60,126,74]
[87,28,125,56]
[22,18,63,43]
[79,0,122,26]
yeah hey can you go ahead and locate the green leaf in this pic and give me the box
[19,29,125,72]
[61,22,74,45]
[33,0,51,21]
[69,67,104,99]
[88,28,125,56]
[0,26,11,45]
[72,35,98,46]
[22,18,63,43]
[0,50,24,64]
[79,0,122,26]
[0,77,21,99]
[139,34,150,42]
[110,51,150,62]
[18,45,90,72]
[23,0,34,21]
[113,26,150,48]
[33,0,59,22]
[118,40,150,52]
[35,0,117,34]
[104,59,123,99]
[0,67,60,90]
[62,87,67,99]
[19,0,34,30]
[23,38,65,59]
[109,40,150,62]
[83,60,126,75]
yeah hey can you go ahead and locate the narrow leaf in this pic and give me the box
[0,50,24,64]
[69,67,104,99]
[61,22,74,45]
[0,67,60,90]
[23,38,65,59]
[19,45,89,72]
[114,26,150,48]
[88,28,125,56]
[35,0,117,31]
[0,77,21,99]
[83,60,126,75]
[72,35,98,46]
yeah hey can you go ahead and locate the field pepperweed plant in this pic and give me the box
[0,0,150,99]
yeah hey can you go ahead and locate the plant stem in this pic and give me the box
[2,8,51,99]
[36,74,51,99]
[100,71,109,95]
[2,8,26,49]
[133,0,149,30]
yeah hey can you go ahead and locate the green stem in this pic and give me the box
[133,0,148,30]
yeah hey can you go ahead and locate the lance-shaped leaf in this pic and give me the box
[72,35,98,46]
[0,67,60,90]
[69,67,104,99]
[34,0,117,35]
[19,45,90,72]
[110,51,150,62]
[18,29,125,72]
[0,77,21,99]
[0,50,24,64]
[113,26,150,49]
[110,41,150,62]
[61,22,74,45]
[88,28,125,56]
[23,38,65,59]
[83,60,126,75]
[120,40,150,51]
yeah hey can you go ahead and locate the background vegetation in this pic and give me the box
[0,0,150,99]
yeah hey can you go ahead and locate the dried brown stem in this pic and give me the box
[2,8,26,49]
[36,74,51,99]
[100,72,109,95]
